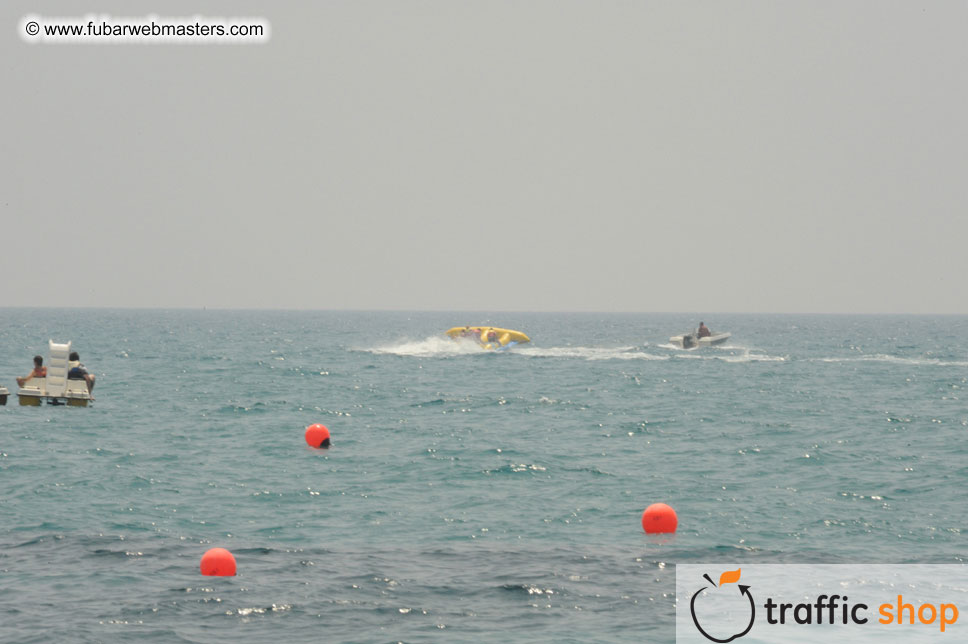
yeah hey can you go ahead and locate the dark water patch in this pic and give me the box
[215,402,276,414]
[9,532,68,547]
[90,547,154,559]
[560,466,614,477]
[412,398,445,407]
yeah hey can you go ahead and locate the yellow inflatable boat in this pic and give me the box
[445,326,531,350]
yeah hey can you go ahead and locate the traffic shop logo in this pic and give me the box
[683,565,962,642]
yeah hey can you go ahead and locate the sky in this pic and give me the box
[3,1,966,314]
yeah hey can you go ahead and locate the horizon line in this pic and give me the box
[0,306,966,316]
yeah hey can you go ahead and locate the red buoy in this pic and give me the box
[200,547,236,576]
[305,423,331,448]
[641,503,678,534]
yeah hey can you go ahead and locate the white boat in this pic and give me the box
[669,331,731,349]
[17,340,93,407]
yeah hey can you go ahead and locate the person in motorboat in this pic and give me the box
[16,355,46,387]
[697,322,711,338]
[68,351,96,394]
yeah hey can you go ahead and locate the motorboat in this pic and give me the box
[669,330,731,349]
[445,326,531,350]
[17,340,93,406]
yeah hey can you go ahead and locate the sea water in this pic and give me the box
[0,310,966,643]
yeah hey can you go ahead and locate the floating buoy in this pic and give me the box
[641,503,678,534]
[200,547,236,576]
[305,423,331,448]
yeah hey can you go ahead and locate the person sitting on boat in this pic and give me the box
[697,322,711,338]
[68,351,96,393]
[16,355,46,387]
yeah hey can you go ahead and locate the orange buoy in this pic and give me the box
[641,503,678,534]
[305,423,331,448]
[200,547,237,576]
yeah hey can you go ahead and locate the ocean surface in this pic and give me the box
[1,310,966,643]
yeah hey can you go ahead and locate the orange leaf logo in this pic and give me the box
[718,568,741,586]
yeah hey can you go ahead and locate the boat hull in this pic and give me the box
[699,332,731,346]
[669,332,731,348]
[18,393,89,406]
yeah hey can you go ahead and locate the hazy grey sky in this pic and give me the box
[3,1,966,313]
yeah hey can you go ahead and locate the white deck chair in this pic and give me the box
[47,340,71,398]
